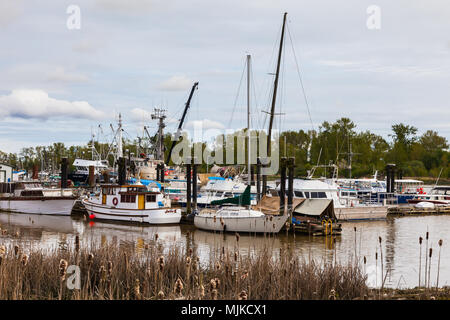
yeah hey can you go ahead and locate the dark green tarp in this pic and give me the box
[210,185,251,206]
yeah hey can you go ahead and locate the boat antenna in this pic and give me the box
[247,54,251,209]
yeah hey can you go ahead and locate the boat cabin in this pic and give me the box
[96,184,168,210]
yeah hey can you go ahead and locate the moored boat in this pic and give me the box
[0,181,76,215]
[82,183,181,224]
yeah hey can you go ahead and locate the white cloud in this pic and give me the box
[157,75,194,91]
[0,89,104,120]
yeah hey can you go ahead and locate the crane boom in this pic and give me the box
[165,82,199,165]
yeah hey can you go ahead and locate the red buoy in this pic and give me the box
[89,214,95,219]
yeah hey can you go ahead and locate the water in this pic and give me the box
[0,212,449,289]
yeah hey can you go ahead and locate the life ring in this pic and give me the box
[112,197,118,206]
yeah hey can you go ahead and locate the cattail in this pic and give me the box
[214,278,221,290]
[87,253,94,265]
[14,245,19,257]
[186,256,191,267]
[155,233,159,241]
[157,290,165,300]
[238,290,248,300]
[134,279,141,299]
[75,235,80,252]
[235,233,240,242]
[437,239,443,288]
[144,244,149,250]
[0,255,2,266]
[174,278,183,295]
[427,248,433,289]
[188,248,193,256]
[158,256,165,271]
[419,236,423,287]
[209,279,216,290]
[21,254,28,267]
[107,261,113,275]
[234,251,238,262]
[59,259,68,280]
[328,289,336,300]
[378,236,382,244]
[99,265,106,281]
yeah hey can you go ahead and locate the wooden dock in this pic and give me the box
[388,205,450,216]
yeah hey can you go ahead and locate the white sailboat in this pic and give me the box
[194,54,288,233]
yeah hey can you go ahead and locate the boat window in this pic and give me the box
[146,194,156,202]
[120,195,136,203]
[317,192,327,198]
[215,191,224,197]
[20,190,44,197]
[294,191,303,198]
[224,192,233,197]
[310,192,318,198]
[304,192,310,198]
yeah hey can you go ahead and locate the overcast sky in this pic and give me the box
[1,0,449,154]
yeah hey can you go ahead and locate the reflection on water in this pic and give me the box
[0,211,449,289]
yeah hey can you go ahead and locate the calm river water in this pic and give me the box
[0,212,449,289]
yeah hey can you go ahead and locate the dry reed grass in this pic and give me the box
[0,237,369,300]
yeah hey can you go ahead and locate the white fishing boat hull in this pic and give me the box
[82,199,181,224]
[194,213,288,233]
[0,198,75,215]
[334,205,388,221]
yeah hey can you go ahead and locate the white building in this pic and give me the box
[0,163,13,182]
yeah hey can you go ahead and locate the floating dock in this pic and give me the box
[388,205,450,216]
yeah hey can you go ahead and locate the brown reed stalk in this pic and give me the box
[427,248,433,290]
[436,239,443,289]
[425,231,429,288]
[419,236,423,288]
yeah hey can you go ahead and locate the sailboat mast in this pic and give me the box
[263,12,287,193]
[247,54,251,188]
[117,113,123,159]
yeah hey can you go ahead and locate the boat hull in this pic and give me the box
[82,199,181,224]
[0,198,76,215]
[194,214,288,233]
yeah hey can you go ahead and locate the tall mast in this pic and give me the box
[263,12,287,193]
[247,54,251,187]
[117,113,123,159]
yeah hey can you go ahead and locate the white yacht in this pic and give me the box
[0,181,76,215]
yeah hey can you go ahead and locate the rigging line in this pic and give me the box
[227,57,247,129]
[287,22,315,132]
[249,62,260,130]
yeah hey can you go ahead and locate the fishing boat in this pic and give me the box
[81,183,181,224]
[194,185,288,233]
[0,181,76,215]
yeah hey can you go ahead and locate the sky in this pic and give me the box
[0,0,449,154]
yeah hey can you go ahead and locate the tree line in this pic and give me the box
[1,117,448,179]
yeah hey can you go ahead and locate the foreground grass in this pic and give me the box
[0,235,370,300]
